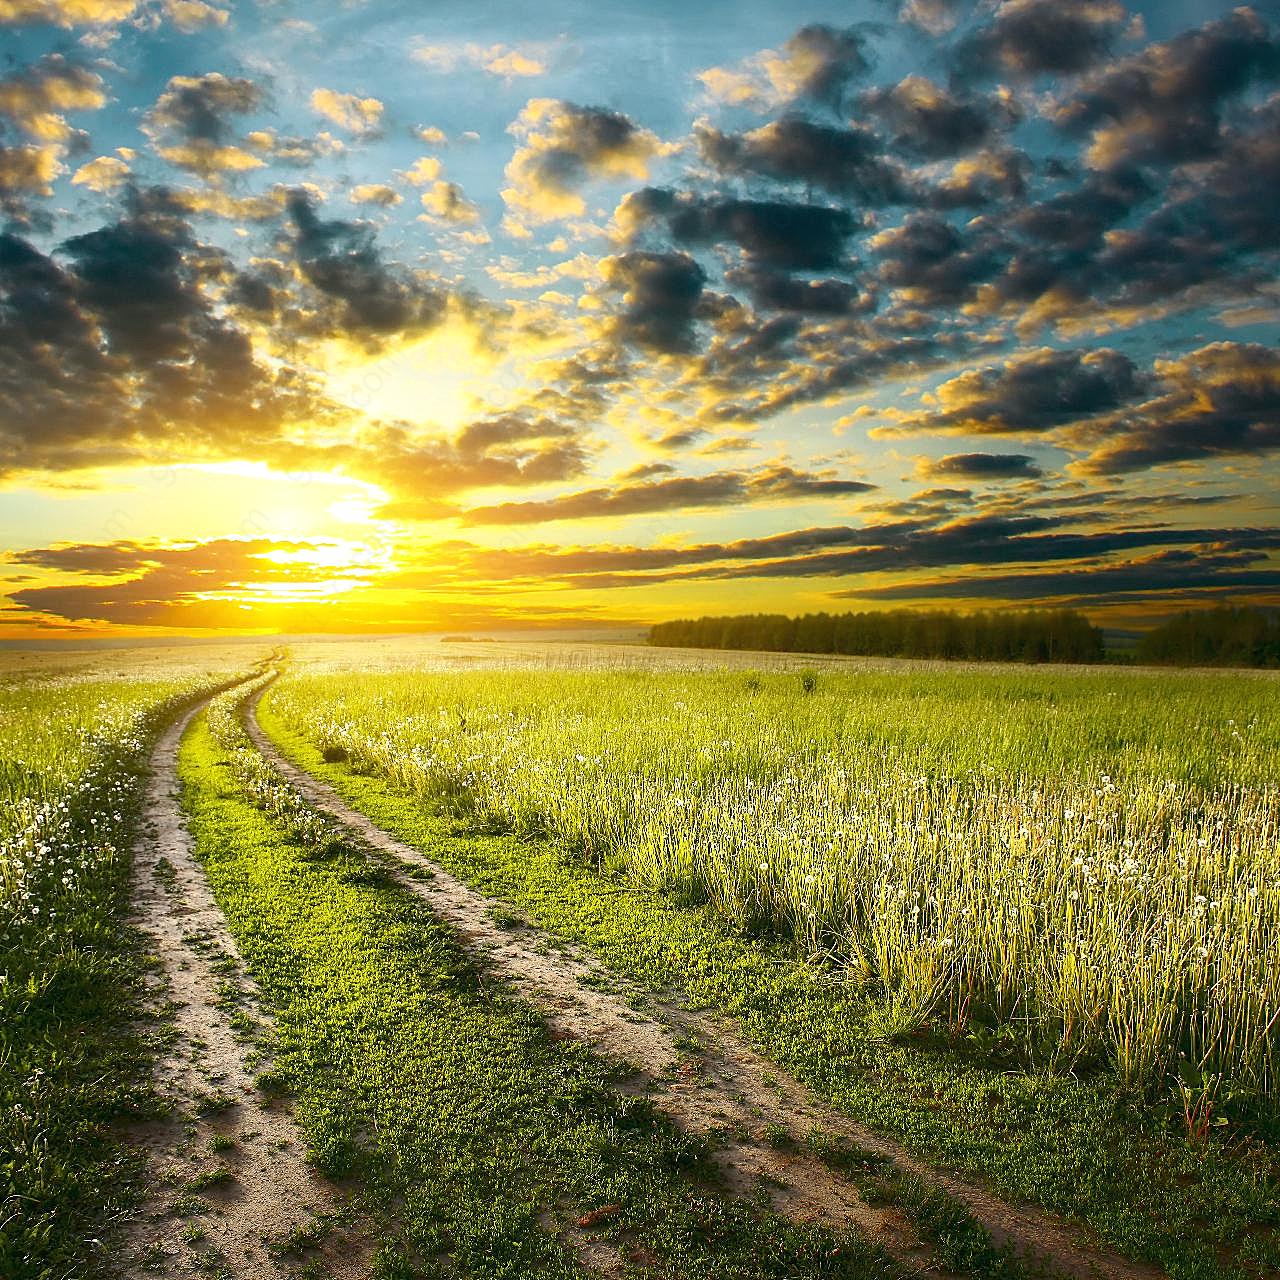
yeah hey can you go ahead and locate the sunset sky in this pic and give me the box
[1,0,1278,637]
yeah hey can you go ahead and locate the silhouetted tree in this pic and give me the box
[1136,605,1280,668]
[648,608,1106,664]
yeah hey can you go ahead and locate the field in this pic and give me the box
[3,637,1279,1280]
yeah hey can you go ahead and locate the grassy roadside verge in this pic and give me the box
[257,691,1280,1280]
[1,673,251,1280]
[180,699,918,1280]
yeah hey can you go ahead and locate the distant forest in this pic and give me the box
[1136,605,1280,668]
[649,605,1280,667]
[649,608,1105,663]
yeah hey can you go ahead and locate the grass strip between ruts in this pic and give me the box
[256,688,1280,1280]
[180,701,919,1280]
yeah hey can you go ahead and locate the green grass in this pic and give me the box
[182,699,915,1280]
[258,685,1280,1280]
[0,663,247,1280]
[265,666,1280,1100]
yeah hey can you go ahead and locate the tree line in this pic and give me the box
[1135,605,1280,667]
[648,608,1106,663]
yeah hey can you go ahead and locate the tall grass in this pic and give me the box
[269,666,1280,1103]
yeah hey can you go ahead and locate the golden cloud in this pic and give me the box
[310,87,384,136]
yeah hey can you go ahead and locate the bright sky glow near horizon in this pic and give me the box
[1,0,1278,637]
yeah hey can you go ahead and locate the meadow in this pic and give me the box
[269,660,1280,1105]
[5,637,1280,1280]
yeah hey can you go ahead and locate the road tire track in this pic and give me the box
[118,693,369,1280]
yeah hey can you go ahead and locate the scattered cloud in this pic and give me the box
[350,183,401,206]
[1054,7,1280,170]
[503,99,670,225]
[2,4,1278,630]
[163,0,227,32]
[461,463,875,525]
[698,24,871,110]
[71,153,129,190]
[0,54,105,142]
[919,452,1044,480]
[1071,342,1280,474]
[144,72,265,177]
[310,87,384,137]
[412,40,549,79]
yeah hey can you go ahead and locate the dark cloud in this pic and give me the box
[281,190,449,344]
[143,72,265,176]
[929,148,1030,209]
[461,463,875,525]
[920,452,1044,479]
[623,188,858,272]
[1011,166,1150,255]
[957,0,1130,79]
[849,542,1280,603]
[875,486,975,518]
[871,213,1006,305]
[695,319,965,427]
[601,250,708,353]
[557,517,1280,590]
[772,24,873,107]
[860,76,1013,159]
[730,266,864,315]
[967,79,1280,327]
[696,116,911,203]
[886,347,1147,435]
[358,516,1280,606]
[1039,95,1280,321]
[1073,342,1280,475]
[0,209,326,476]
[456,522,895,579]
[1055,8,1280,169]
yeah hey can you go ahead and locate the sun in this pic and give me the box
[319,324,504,432]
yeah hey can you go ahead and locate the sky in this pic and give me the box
[0,0,1278,637]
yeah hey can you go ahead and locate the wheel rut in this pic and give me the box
[245,690,1168,1280]
[119,691,369,1280]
